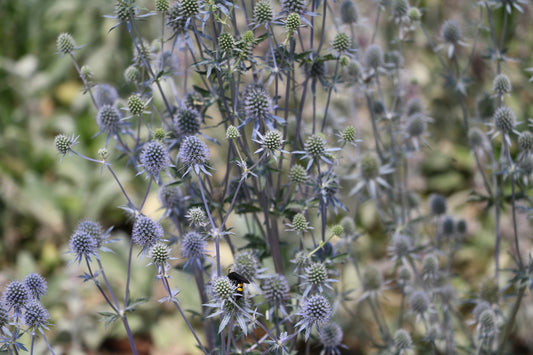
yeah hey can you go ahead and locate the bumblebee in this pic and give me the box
[228,272,250,298]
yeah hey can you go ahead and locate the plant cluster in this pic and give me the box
[2,0,533,354]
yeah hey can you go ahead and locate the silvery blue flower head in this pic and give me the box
[24,301,50,331]
[239,83,285,139]
[295,294,332,340]
[23,273,48,300]
[178,135,211,176]
[2,281,30,315]
[132,215,164,256]
[139,141,171,181]
[69,229,99,264]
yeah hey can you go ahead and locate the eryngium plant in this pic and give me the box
[44,0,533,354]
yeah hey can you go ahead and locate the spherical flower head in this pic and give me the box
[478,309,497,338]
[2,281,29,310]
[300,294,331,325]
[394,329,413,353]
[360,153,380,181]
[97,105,122,132]
[124,65,140,83]
[234,249,260,280]
[291,212,309,232]
[178,136,210,168]
[24,273,48,300]
[55,134,77,155]
[392,0,409,18]
[429,193,447,215]
[305,262,328,286]
[75,220,104,246]
[282,0,307,14]
[24,301,50,330]
[57,33,76,54]
[468,127,487,148]
[332,33,351,53]
[319,322,343,351]
[441,19,462,44]
[442,216,455,235]
[226,125,240,140]
[518,131,533,152]
[305,57,327,80]
[289,165,307,183]
[243,30,255,44]
[218,32,235,52]
[244,85,273,121]
[339,55,350,67]
[80,65,94,83]
[340,216,356,235]
[408,7,421,22]
[181,0,199,17]
[212,276,235,301]
[175,106,201,136]
[397,265,412,288]
[409,290,429,315]
[186,207,207,226]
[406,113,427,137]
[285,12,301,31]
[167,4,187,34]
[479,278,499,304]
[493,106,515,133]
[132,215,164,248]
[493,74,511,95]
[255,1,273,24]
[181,231,207,260]
[362,266,382,292]
[69,230,98,262]
[340,0,358,24]
[150,242,171,266]
[262,274,290,304]
[305,134,326,158]
[140,141,170,176]
[477,92,495,121]
[406,97,424,116]
[456,219,467,234]
[364,44,384,69]
[331,224,344,237]
[346,60,362,80]
[116,0,137,22]
[155,0,170,11]
[421,254,439,280]
[391,234,412,260]
[128,95,144,116]
[262,130,283,152]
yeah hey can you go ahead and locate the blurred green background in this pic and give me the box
[1,0,533,353]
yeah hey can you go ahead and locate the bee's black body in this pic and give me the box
[228,272,249,298]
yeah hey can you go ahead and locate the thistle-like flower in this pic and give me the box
[23,273,48,300]
[177,135,211,175]
[139,141,170,179]
[319,322,345,355]
[294,134,340,170]
[132,215,164,253]
[300,262,337,297]
[181,231,208,269]
[349,152,394,198]
[295,294,332,340]
[24,301,51,331]
[253,130,288,161]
